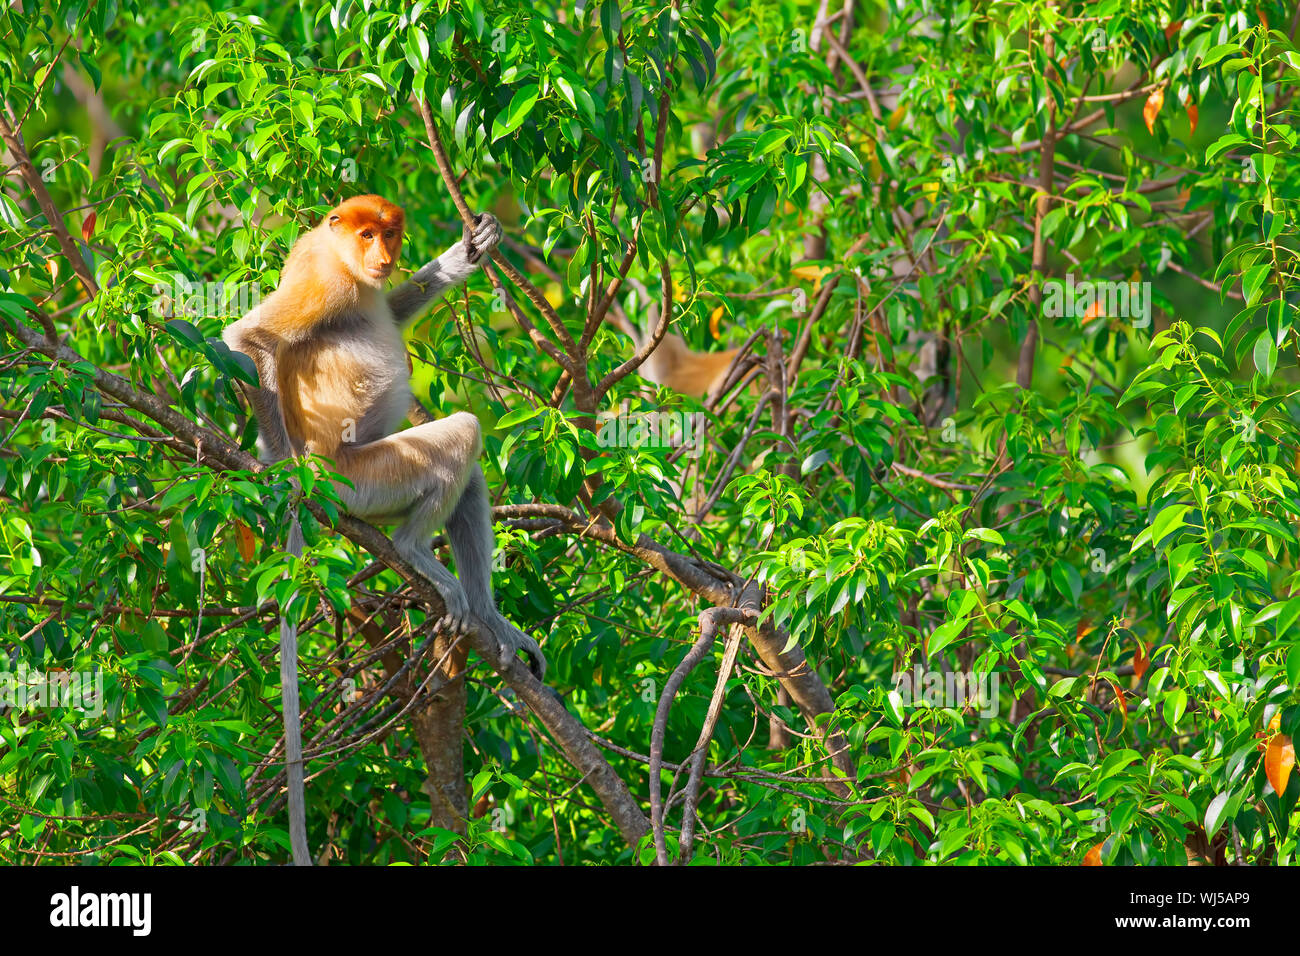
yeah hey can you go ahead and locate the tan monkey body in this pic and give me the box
[224,196,544,674]
[637,332,739,403]
[612,284,742,403]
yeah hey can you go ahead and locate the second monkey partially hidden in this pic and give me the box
[224,194,545,678]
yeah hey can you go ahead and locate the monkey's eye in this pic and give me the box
[384,229,397,239]
[360,230,374,241]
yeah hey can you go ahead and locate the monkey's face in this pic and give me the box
[328,196,406,288]
[350,220,403,286]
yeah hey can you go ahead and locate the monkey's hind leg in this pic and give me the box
[339,413,483,634]
[444,466,546,680]
[338,413,544,678]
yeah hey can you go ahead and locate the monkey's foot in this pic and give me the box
[430,579,472,635]
[490,616,547,682]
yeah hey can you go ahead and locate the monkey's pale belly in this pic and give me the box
[295,384,408,449]
[286,336,410,451]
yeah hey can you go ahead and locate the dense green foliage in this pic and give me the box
[1,0,1298,865]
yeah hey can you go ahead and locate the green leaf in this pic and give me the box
[1252,328,1277,379]
[1150,503,1191,545]
[927,618,968,658]
[1050,560,1082,604]
[492,85,539,142]
[801,449,832,474]
[1163,688,1188,728]
[1204,791,1232,837]
[884,689,904,727]
[752,129,791,158]
[1099,749,1141,780]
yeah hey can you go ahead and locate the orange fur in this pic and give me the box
[641,333,740,401]
[265,195,406,338]
[255,196,412,460]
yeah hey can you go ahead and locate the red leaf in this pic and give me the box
[1109,679,1128,723]
[1083,841,1104,865]
[1133,641,1150,680]
[81,210,96,243]
[1186,101,1199,136]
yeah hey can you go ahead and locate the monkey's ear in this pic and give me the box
[328,214,341,231]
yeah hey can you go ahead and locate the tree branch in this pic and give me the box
[0,105,100,299]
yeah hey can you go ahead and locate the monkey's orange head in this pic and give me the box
[327,194,406,288]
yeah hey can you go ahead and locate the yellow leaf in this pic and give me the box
[865,139,884,182]
[1186,101,1198,136]
[1265,733,1295,797]
[791,264,831,290]
[1083,841,1104,865]
[1083,299,1105,321]
[709,305,724,340]
[1143,86,1165,135]
[887,104,907,130]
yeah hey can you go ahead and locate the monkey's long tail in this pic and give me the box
[281,517,312,866]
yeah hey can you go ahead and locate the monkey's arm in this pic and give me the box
[222,314,295,462]
[387,213,503,326]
